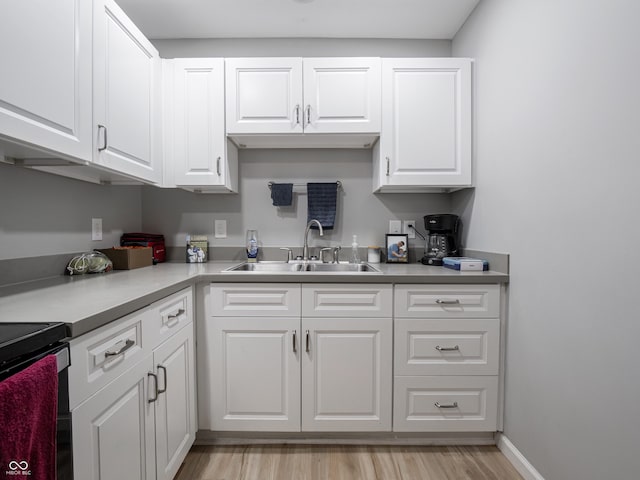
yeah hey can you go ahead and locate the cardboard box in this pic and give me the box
[98,247,153,270]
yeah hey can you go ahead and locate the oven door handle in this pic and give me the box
[55,346,70,373]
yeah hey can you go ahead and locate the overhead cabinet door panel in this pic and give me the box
[225,58,303,134]
[0,0,92,161]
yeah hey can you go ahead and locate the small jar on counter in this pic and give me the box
[367,246,381,264]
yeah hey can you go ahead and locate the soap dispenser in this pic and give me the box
[246,229,259,263]
[349,235,361,264]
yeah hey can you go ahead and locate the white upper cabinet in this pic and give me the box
[225,57,381,148]
[374,58,472,192]
[302,58,381,134]
[226,58,303,135]
[0,0,92,162]
[165,58,238,192]
[93,0,162,184]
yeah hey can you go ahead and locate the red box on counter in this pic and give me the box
[120,233,166,263]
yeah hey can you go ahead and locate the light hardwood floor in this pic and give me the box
[174,445,523,480]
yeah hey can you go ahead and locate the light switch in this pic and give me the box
[389,220,402,234]
[92,218,103,241]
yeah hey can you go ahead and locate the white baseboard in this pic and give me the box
[496,433,545,480]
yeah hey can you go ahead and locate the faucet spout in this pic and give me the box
[303,219,324,260]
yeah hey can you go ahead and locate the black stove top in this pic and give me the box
[0,322,67,365]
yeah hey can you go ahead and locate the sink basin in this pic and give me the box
[222,262,381,273]
[223,262,305,272]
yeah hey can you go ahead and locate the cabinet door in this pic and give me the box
[72,355,155,480]
[207,317,301,431]
[301,317,392,431]
[303,58,381,134]
[0,0,92,161]
[153,324,196,480]
[93,0,161,183]
[171,58,237,190]
[225,58,303,134]
[376,58,471,190]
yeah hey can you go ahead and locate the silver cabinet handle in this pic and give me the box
[148,372,159,403]
[157,365,167,394]
[435,402,458,409]
[166,309,185,327]
[98,124,108,152]
[105,339,135,357]
[436,299,461,305]
[292,330,297,353]
[436,345,460,352]
[306,105,311,126]
[295,104,301,125]
[305,330,310,353]
[386,157,390,176]
[216,156,221,176]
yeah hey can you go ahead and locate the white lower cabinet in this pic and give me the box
[72,354,157,480]
[208,316,301,432]
[204,283,393,432]
[71,287,196,480]
[301,317,392,431]
[153,323,196,480]
[393,284,501,433]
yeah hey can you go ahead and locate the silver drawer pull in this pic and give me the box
[148,372,159,403]
[168,308,185,320]
[306,330,310,353]
[157,365,167,394]
[435,299,461,305]
[435,345,460,352]
[435,401,458,409]
[105,339,135,357]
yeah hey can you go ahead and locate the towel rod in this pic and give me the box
[268,181,342,190]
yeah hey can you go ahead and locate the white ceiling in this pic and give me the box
[116,0,480,40]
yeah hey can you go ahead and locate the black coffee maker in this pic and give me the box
[421,214,461,265]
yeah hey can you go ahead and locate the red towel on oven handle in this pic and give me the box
[0,354,58,480]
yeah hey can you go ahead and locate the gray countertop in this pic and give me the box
[0,261,508,338]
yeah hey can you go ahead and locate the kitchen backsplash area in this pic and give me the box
[0,149,453,284]
[141,149,452,261]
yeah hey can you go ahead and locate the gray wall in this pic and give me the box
[0,163,141,260]
[142,149,450,253]
[452,1,640,479]
[153,37,451,58]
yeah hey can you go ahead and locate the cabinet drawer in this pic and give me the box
[394,284,500,318]
[69,308,150,409]
[210,283,301,317]
[302,284,392,317]
[394,319,499,376]
[146,287,193,349]
[393,376,498,432]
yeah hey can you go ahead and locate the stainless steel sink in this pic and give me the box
[223,262,305,272]
[222,261,380,273]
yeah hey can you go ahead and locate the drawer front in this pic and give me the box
[394,284,500,318]
[394,319,499,375]
[393,376,498,432]
[69,308,150,409]
[146,287,193,350]
[210,283,301,317]
[302,284,392,317]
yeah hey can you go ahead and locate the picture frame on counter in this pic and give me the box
[385,233,409,263]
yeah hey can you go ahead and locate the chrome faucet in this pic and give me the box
[303,219,324,261]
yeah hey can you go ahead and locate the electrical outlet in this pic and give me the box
[214,219,227,238]
[389,220,402,234]
[92,218,103,241]
[403,220,416,239]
